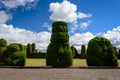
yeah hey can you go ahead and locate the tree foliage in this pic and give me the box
[86,37,118,66]
[80,45,86,59]
[46,21,73,67]
[71,46,80,58]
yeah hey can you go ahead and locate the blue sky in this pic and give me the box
[0,0,120,51]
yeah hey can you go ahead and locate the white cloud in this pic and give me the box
[49,0,77,22]
[42,23,52,32]
[78,12,92,19]
[49,0,92,23]
[49,0,92,33]
[70,32,94,51]
[1,0,38,8]
[103,26,120,49]
[0,11,12,24]
[0,24,51,52]
[80,21,91,30]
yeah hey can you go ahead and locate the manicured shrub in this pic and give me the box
[32,43,36,53]
[5,43,26,66]
[86,37,118,66]
[46,21,73,67]
[71,46,80,58]
[0,38,7,47]
[80,45,86,59]
[27,43,32,57]
[0,38,7,65]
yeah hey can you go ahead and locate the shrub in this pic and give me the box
[0,38,7,47]
[86,37,118,66]
[5,43,26,66]
[80,45,86,59]
[0,38,7,65]
[46,21,73,67]
[71,46,80,58]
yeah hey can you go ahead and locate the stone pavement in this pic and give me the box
[0,68,120,80]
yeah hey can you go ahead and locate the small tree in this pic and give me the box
[86,37,118,66]
[32,43,36,53]
[71,46,80,58]
[80,45,86,59]
[26,43,32,57]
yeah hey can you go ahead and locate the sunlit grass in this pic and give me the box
[26,58,87,66]
[26,58,120,67]
[26,58,46,66]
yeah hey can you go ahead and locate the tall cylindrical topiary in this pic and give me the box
[46,21,73,67]
[86,37,118,66]
[80,45,86,59]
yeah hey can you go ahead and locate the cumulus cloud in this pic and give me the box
[0,24,51,52]
[1,0,38,9]
[42,23,52,32]
[103,26,120,49]
[70,32,94,51]
[49,0,92,33]
[78,12,92,19]
[0,11,12,24]
[70,21,91,33]
[80,21,91,30]
[49,0,91,23]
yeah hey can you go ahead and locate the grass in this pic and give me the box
[26,58,120,67]
[26,58,87,67]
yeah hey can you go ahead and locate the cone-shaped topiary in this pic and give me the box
[80,45,86,59]
[71,46,80,58]
[46,21,73,67]
[86,37,118,66]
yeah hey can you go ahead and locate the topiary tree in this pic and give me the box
[46,21,73,67]
[0,38,8,65]
[80,45,86,59]
[26,43,32,58]
[32,43,36,53]
[71,46,80,58]
[86,37,118,67]
[5,43,26,66]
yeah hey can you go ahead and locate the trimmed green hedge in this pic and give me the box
[86,37,118,66]
[46,21,73,67]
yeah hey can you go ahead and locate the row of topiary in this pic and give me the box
[46,21,119,67]
[0,38,26,66]
[0,21,119,67]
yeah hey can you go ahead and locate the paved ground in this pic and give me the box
[0,68,120,80]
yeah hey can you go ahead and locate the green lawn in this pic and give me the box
[26,58,87,67]
[26,58,120,67]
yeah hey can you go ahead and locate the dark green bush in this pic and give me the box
[86,37,118,66]
[80,45,86,59]
[52,21,68,32]
[0,38,7,65]
[71,46,80,58]
[46,21,73,67]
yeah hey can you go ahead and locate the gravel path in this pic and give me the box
[0,68,120,80]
